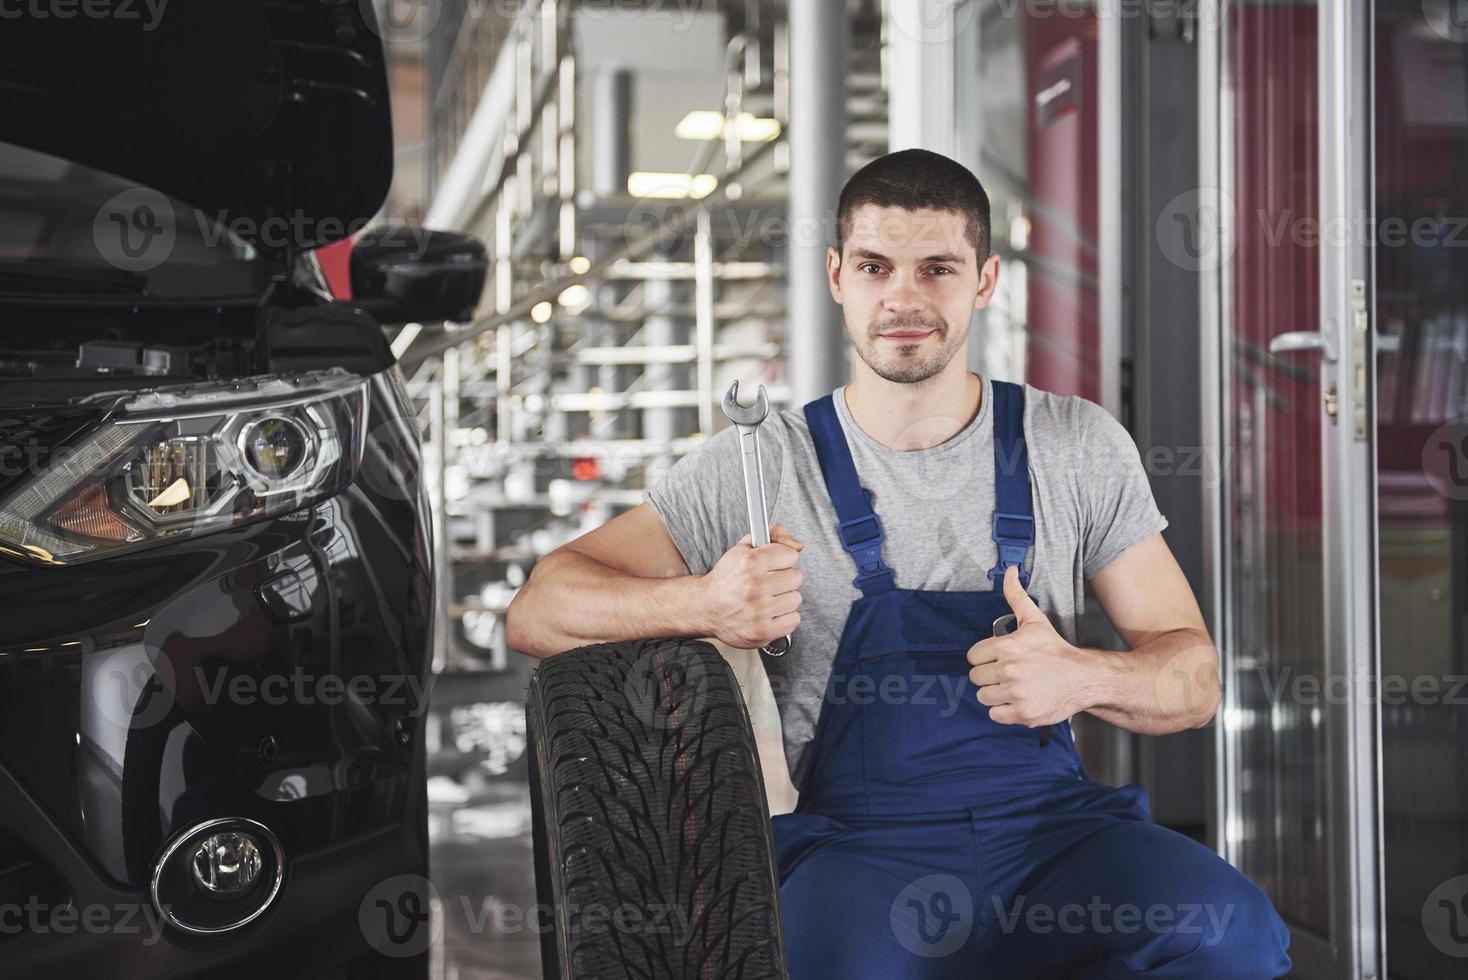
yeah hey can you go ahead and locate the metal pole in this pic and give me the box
[787,0,847,404]
[592,67,632,198]
[694,207,716,434]
[429,361,450,675]
[643,245,687,443]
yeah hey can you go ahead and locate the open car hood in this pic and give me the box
[0,1,393,254]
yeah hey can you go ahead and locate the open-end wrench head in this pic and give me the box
[720,379,770,426]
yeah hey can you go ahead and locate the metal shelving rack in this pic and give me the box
[403,0,886,672]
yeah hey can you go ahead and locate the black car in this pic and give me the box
[0,4,485,978]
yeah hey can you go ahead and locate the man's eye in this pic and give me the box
[930,266,953,276]
[860,263,883,274]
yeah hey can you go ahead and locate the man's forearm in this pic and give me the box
[1071,628,1221,734]
[506,549,711,658]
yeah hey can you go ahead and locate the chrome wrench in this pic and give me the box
[720,379,790,657]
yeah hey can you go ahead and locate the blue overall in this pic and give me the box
[770,382,1291,979]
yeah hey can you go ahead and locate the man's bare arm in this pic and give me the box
[504,503,710,658]
[505,503,804,658]
[1078,532,1222,733]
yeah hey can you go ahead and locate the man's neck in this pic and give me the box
[842,369,983,451]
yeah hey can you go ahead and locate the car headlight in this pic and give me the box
[0,370,368,566]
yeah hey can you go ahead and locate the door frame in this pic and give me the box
[1198,0,1383,975]
[1320,0,1384,974]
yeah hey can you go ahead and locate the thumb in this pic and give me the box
[1003,564,1045,624]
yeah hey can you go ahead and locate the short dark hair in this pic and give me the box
[835,148,992,263]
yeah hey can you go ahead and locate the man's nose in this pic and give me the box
[881,272,925,312]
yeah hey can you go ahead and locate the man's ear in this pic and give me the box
[973,251,1002,311]
[826,246,843,304]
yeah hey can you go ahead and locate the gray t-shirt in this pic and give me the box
[643,373,1169,785]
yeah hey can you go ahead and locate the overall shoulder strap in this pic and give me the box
[802,394,896,596]
[988,380,1034,588]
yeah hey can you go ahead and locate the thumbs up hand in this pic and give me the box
[965,565,1091,727]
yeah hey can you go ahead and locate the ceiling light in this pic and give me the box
[628,172,720,200]
[675,110,781,142]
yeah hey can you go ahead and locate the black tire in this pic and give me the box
[527,637,788,980]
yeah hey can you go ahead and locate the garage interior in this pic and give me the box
[274,1,1468,977]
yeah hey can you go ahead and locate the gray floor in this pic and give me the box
[425,663,542,980]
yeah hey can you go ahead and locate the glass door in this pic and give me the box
[1204,0,1380,975]
[1373,3,1468,976]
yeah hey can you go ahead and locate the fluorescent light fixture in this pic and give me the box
[557,284,591,313]
[675,110,781,142]
[390,322,423,358]
[628,171,719,200]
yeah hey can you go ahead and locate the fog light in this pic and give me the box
[152,817,284,935]
[191,831,263,898]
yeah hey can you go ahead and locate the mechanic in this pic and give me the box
[507,148,1292,978]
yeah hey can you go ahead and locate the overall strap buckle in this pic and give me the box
[838,513,895,592]
[987,511,1033,588]
[804,394,898,595]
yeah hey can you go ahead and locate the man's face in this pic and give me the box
[827,205,1000,385]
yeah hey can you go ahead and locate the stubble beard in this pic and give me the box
[848,313,962,384]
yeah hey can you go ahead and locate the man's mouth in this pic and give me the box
[880,330,935,341]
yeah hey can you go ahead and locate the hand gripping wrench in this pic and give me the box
[720,380,790,657]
